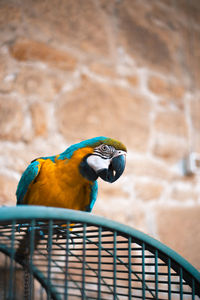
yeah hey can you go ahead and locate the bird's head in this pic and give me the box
[76,137,127,183]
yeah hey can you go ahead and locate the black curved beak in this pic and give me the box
[97,154,126,183]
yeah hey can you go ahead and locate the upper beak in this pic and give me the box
[97,152,126,183]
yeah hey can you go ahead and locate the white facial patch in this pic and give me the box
[87,155,111,172]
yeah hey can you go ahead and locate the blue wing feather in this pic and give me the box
[16,160,41,205]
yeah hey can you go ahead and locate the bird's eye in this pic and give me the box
[94,144,114,158]
[101,144,109,152]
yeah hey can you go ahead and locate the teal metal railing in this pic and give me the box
[0,206,199,299]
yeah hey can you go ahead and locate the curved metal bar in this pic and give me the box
[0,244,61,300]
[0,205,200,296]
[70,230,156,299]
[35,243,85,299]
[56,233,120,299]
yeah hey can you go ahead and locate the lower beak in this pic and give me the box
[97,154,126,183]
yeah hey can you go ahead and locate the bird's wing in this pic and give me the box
[86,181,98,212]
[16,160,42,205]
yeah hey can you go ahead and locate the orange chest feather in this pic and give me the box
[26,147,94,210]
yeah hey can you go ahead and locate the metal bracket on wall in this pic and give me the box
[181,152,200,176]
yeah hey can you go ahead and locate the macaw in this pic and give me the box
[16,136,127,212]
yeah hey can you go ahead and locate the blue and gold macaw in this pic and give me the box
[16,136,127,212]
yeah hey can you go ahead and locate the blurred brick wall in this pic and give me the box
[0,0,200,269]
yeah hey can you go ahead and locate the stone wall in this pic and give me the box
[0,0,200,269]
